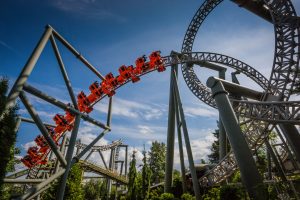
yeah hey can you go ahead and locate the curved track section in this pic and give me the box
[181,0,299,105]
[74,139,122,152]
[180,0,299,187]
[79,160,128,184]
[265,0,300,100]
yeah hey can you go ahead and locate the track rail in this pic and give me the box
[180,0,299,187]
[79,160,128,184]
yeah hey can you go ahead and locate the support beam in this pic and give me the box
[23,84,109,130]
[174,96,187,193]
[73,129,110,162]
[279,124,300,163]
[173,71,201,200]
[19,169,65,200]
[50,34,78,108]
[99,150,108,169]
[5,25,52,110]
[3,179,45,184]
[164,64,177,192]
[57,115,81,200]
[19,92,67,167]
[210,77,263,100]
[207,77,266,200]
[20,117,56,128]
[231,0,272,23]
[52,29,105,80]
[125,146,128,177]
[107,97,113,126]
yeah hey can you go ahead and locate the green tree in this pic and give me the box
[148,141,166,184]
[83,179,102,200]
[160,193,174,200]
[142,145,152,199]
[181,193,195,200]
[0,77,19,198]
[207,129,219,164]
[127,151,138,200]
[42,163,84,200]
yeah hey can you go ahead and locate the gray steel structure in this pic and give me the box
[3,0,300,199]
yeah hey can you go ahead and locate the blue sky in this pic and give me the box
[1,0,299,169]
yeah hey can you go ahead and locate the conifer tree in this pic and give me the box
[0,77,18,198]
[127,151,137,200]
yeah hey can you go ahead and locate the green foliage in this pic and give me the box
[0,77,18,198]
[207,129,219,164]
[142,147,152,199]
[42,163,84,200]
[148,141,166,184]
[120,196,127,200]
[202,187,220,200]
[148,187,163,200]
[160,192,174,200]
[181,193,195,200]
[231,171,241,183]
[65,163,84,200]
[83,179,103,200]
[219,185,243,200]
[127,151,138,199]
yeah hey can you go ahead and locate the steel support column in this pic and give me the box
[174,97,187,193]
[19,169,66,200]
[173,72,201,200]
[57,115,81,200]
[279,124,300,163]
[125,146,128,177]
[164,64,178,192]
[5,25,52,110]
[207,77,266,200]
[99,150,108,169]
[73,129,110,162]
[50,34,78,108]
[19,92,67,167]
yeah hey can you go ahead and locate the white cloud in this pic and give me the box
[50,0,126,22]
[173,134,216,168]
[22,141,36,151]
[94,97,165,120]
[184,106,218,118]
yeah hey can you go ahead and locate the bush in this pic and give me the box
[219,185,243,200]
[181,193,195,200]
[202,187,220,200]
[160,193,174,200]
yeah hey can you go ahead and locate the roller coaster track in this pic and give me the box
[78,160,128,185]
[74,139,122,152]
[234,100,300,124]
[180,0,299,187]
[24,140,123,187]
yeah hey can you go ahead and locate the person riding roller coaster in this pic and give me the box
[21,51,165,169]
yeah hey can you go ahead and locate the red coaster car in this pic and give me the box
[21,155,35,168]
[128,65,140,83]
[149,51,165,72]
[89,81,103,96]
[135,55,148,75]
[53,114,73,131]
[77,91,93,113]
[117,65,132,84]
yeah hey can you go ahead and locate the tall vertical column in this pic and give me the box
[164,64,178,192]
[174,97,187,193]
[218,69,227,160]
[172,71,201,200]
[207,77,266,200]
[107,148,115,198]
[57,115,81,200]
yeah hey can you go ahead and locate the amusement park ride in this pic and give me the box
[3,0,300,199]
